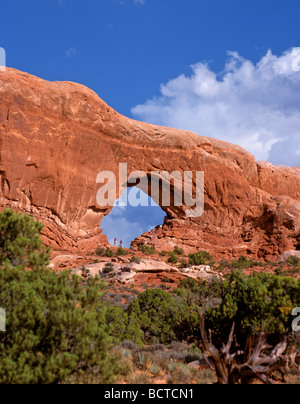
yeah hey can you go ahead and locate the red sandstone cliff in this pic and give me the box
[0,68,299,260]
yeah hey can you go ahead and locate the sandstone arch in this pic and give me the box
[0,68,299,260]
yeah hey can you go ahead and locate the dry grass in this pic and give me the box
[114,342,218,385]
[113,341,299,385]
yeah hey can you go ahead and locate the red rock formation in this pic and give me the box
[0,68,299,260]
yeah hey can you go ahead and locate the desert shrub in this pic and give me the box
[159,251,167,257]
[230,255,257,270]
[103,304,128,341]
[175,277,222,305]
[167,362,194,384]
[188,250,214,266]
[125,279,222,344]
[179,259,189,269]
[204,271,300,353]
[127,289,186,344]
[138,244,156,255]
[103,306,144,347]
[148,246,157,254]
[123,313,144,347]
[287,255,300,266]
[196,369,218,385]
[0,266,117,384]
[173,246,185,256]
[105,247,114,257]
[130,256,140,264]
[128,373,151,384]
[183,352,202,364]
[148,343,165,353]
[149,365,161,376]
[138,244,145,252]
[275,267,284,276]
[103,262,114,274]
[169,272,300,382]
[116,247,129,256]
[0,210,118,384]
[120,340,139,351]
[0,208,50,269]
[80,265,90,279]
[95,247,106,256]
[168,251,179,264]
[115,354,134,378]
[133,351,155,370]
[286,266,300,275]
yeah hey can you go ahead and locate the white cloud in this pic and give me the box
[132,48,300,166]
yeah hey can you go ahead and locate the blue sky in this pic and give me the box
[1,0,300,246]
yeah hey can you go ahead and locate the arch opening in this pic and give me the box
[100,186,166,248]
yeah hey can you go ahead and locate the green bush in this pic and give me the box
[0,267,118,384]
[173,246,185,256]
[130,256,140,264]
[127,289,186,344]
[103,262,114,274]
[0,208,50,269]
[0,210,118,384]
[230,255,256,270]
[116,247,129,256]
[167,251,179,264]
[105,247,114,258]
[179,259,189,269]
[173,272,300,353]
[275,267,284,276]
[80,265,90,278]
[175,277,222,304]
[123,313,144,347]
[138,244,156,255]
[204,271,300,354]
[104,304,128,341]
[287,255,300,266]
[95,247,106,256]
[188,250,214,266]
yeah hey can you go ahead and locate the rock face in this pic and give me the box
[0,68,300,260]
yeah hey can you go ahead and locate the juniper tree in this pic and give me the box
[0,209,117,384]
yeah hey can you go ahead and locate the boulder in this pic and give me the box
[124,259,179,273]
[278,250,300,263]
[48,254,83,269]
[181,265,223,280]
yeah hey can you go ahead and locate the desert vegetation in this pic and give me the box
[137,244,157,255]
[0,209,299,384]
